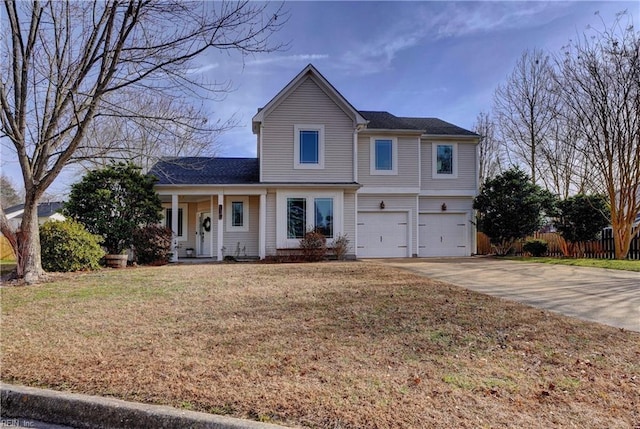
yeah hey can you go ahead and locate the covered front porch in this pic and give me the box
[157,188,267,262]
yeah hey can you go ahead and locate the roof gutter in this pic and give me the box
[359,128,423,136]
[421,134,480,142]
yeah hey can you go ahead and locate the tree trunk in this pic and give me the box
[612,221,632,260]
[16,197,45,283]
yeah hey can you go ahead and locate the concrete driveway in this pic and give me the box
[374,257,640,332]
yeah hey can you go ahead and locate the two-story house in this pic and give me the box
[150,64,479,261]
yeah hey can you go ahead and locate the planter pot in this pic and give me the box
[105,254,128,269]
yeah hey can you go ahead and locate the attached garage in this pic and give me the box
[357,211,409,257]
[419,213,469,257]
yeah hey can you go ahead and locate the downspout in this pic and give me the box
[473,138,480,255]
[416,136,422,257]
[259,124,264,183]
[353,127,358,183]
[353,123,365,258]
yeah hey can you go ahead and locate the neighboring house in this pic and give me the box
[4,201,65,230]
[150,65,480,261]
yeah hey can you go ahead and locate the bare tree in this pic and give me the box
[537,114,586,199]
[75,91,228,173]
[473,111,503,184]
[0,0,286,282]
[494,49,560,185]
[555,11,640,259]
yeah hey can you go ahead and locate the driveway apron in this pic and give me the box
[375,258,640,332]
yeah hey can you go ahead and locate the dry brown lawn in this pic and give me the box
[1,262,638,428]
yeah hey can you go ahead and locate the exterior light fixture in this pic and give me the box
[380,201,385,210]
[441,203,447,211]
[218,204,223,220]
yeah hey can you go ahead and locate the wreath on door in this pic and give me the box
[202,217,211,232]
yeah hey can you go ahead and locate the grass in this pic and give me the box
[1,262,639,428]
[510,257,640,272]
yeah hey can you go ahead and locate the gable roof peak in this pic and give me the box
[252,64,366,131]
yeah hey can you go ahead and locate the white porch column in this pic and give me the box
[171,194,179,262]
[217,192,224,261]
[259,193,266,259]
[209,195,215,259]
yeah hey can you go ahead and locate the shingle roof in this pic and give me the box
[4,201,65,218]
[358,111,413,130]
[359,111,478,136]
[149,157,260,185]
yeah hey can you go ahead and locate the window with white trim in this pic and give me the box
[280,192,341,246]
[314,198,333,238]
[164,204,188,241]
[232,202,244,227]
[226,196,249,232]
[286,196,334,239]
[432,143,458,179]
[370,137,398,175]
[294,124,325,169]
[287,197,306,239]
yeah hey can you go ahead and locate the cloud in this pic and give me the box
[245,53,329,67]
[332,2,573,75]
[425,2,569,40]
[185,62,219,75]
[339,31,421,74]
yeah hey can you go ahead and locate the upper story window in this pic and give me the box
[226,196,249,232]
[294,124,325,169]
[432,143,458,178]
[370,137,398,175]
[300,131,319,163]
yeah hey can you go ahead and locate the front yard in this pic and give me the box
[1,262,638,428]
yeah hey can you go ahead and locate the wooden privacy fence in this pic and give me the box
[476,230,640,260]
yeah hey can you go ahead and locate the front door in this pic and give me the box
[198,212,212,257]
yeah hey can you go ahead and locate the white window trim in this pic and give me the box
[432,142,458,179]
[370,137,398,175]
[163,203,188,242]
[294,124,325,169]
[225,196,249,232]
[276,191,343,248]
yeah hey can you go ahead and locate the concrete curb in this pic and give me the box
[1,383,289,429]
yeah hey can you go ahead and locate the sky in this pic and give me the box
[1,0,638,198]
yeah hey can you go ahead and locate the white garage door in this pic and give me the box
[419,213,468,257]
[357,212,408,258]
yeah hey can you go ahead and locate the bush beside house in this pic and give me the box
[132,225,173,265]
[473,168,557,256]
[40,220,104,272]
[64,163,163,266]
